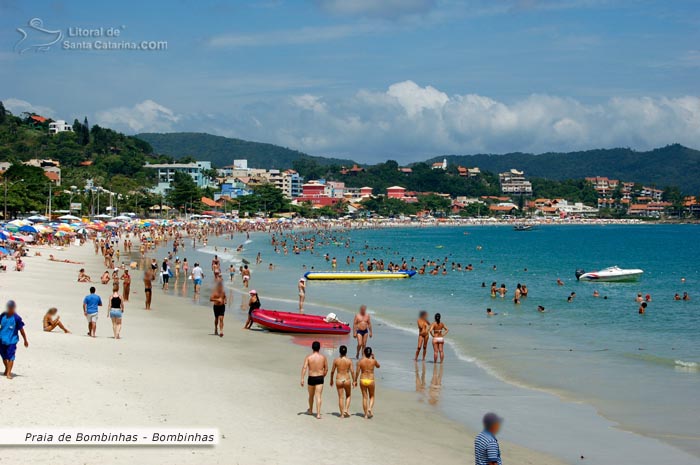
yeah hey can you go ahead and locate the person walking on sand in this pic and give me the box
[0,300,28,379]
[143,267,155,310]
[475,412,503,465]
[43,308,70,333]
[121,269,131,302]
[354,346,380,419]
[298,278,306,312]
[83,286,102,338]
[300,340,328,420]
[109,283,125,339]
[243,290,261,330]
[415,310,431,361]
[353,305,372,359]
[191,262,204,294]
[429,313,449,363]
[209,281,227,337]
[330,345,355,418]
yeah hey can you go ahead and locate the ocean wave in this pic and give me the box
[675,360,699,371]
[195,247,242,264]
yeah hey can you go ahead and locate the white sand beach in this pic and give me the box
[0,241,566,465]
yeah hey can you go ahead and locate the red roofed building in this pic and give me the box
[386,186,407,199]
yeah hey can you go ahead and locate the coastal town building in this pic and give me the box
[23,159,62,185]
[499,169,532,195]
[145,161,214,195]
[457,166,480,177]
[431,159,447,170]
[293,180,342,207]
[48,120,74,134]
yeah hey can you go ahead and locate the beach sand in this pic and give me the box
[0,242,566,465]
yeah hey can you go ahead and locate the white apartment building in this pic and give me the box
[499,169,533,195]
[145,161,214,195]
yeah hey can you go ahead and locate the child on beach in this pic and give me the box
[0,300,29,379]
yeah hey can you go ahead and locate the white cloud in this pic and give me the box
[189,81,700,161]
[314,0,436,18]
[92,83,700,162]
[2,98,55,118]
[208,23,379,48]
[95,100,181,133]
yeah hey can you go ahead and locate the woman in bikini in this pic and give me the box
[354,346,380,419]
[109,283,125,340]
[43,308,70,333]
[429,313,449,363]
[330,345,355,418]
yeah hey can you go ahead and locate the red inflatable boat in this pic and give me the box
[251,309,351,335]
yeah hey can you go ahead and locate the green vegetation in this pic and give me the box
[136,132,355,170]
[0,105,174,216]
[429,144,700,193]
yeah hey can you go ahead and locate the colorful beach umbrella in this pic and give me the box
[19,225,38,234]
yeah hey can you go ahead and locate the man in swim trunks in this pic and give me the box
[353,305,372,359]
[415,311,430,361]
[143,267,155,310]
[209,281,227,337]
[300,341,328,419]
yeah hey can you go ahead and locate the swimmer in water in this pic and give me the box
[354,346,380,419]
[593,290,600,297]
[429,313,449,363]
[415,311,430,361]
[330,345,355,418]
[639,302,647,314]
[557,278,564,286]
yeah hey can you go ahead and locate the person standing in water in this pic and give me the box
[109,283,125,340]
[209,281,227,337]
[330,345,354,418]
[353,305,372,359]
[243,290,261,330]
[415,311,430,361]
[298,278,306,312]
[355,346,380,419]
[429,313,449,363]
[300,341,328,420]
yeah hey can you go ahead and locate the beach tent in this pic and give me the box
[58,214,81,221]
[112,215,132,221]
[26,215,48,223]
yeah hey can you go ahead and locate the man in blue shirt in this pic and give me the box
[474,412,503,465]
[83,286,102,338]
[0,300,29,379]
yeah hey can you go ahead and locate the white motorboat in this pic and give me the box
[575,266,643,282]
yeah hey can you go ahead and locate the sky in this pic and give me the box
[1,0,699,163]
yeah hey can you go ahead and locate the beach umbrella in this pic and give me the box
[8,219,27,227]
[0,231,7,240]
[0,247,9,255]
[19,225,38,234]
[75,228,88,235]
[58,214,81,221]
[27,215,48,223]
[4,224,19,232]
[57,223,73,232]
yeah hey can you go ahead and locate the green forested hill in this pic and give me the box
[427,144,700,193]
[136,132,356,169]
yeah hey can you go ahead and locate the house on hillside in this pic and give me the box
[48,120,73,134]
[431,159,447,170]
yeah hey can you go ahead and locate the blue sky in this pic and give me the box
[1,0,699,162]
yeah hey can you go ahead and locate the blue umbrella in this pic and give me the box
[0,231,7,240]
[19,225,38,234]
[0,247,9,255]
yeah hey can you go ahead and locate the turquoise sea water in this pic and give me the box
[164,224,700,463]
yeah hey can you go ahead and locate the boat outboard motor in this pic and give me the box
[575,269,585,280]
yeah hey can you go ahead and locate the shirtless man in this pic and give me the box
[143,267,155,310]
[330,345,355,418]
[415,310,430,361]
[353,305,372,359]
[298,278,306,312]
[300,341,328,419]
[355,346,381,419]
[209,281,227,337]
